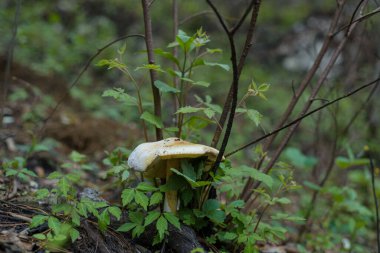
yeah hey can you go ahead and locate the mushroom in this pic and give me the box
[127,137,222,213]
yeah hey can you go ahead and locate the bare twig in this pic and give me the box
[179,10,214,25]
[141,0,163,140]
[210,0,261,148]
[1,0,21,128]
[172,0,179,126]
[226,76,380,158]
[38,34,145,139]
[240,1,346,202]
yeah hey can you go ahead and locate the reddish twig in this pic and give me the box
[141,0,163,140]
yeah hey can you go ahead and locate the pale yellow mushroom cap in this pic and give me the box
[127,137,222,178]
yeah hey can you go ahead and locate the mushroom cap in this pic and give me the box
[127,137,222,178]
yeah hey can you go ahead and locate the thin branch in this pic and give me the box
[38,34,145,139]
[225,77,380,157]
[1,0,21,128]
[333,6,380,37]
[368,151,380,253]
[210,0,261,148]
[179,10,214,25]
[230,0,256,35]
[239,1,345,202]
[141,0,163,140]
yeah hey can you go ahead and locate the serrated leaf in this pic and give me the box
[132,225,145,238]
[203,108,215,119]
[140,111,164,129]
[163,213,181,229]
[241,165,273,189]
[102,88,137,106]
[121,189,135,206]
[58,177,70,197]
[117,222,136,232]
[108,206,122,220]
[176,106,205,114]
[76,203,87,218]
[30,215,48,228]
[135,64,165,72]
[144,211,161,227]
[135,191,149,211]
[69,228,80,242]
[47,171,63,180]
[156,216,168,240]
[48,216,61,234]
[33,233,46,240]
[71,210,81,226]
[35,189,50,200]
[21,168,37,177]
[154,80,180,93]
[149,192,163,206]
[247,109,262,126]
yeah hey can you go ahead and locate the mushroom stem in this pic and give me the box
[164,159,180,213]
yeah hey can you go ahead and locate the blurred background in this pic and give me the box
[1,0,379,251]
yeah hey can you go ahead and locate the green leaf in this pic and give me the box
[108,206,122,220]
[20,168,37,177]
[30,215,48,228]
[273,197,291,204]
[164,127,179,133]
[164,212,181,229]
[153,48,180,66]
[154,80,180,93]
[5,168,18,177]
[206,48,222,54]
[98,209,110,231]
[121,189,135,206]
[48,216,61,234]
[149,192,163,206]
[176,106,205,114]
[170,168,210,188]
[132,225,145,238]
[136,182,158,192]
[246,109,262,126]
[33,233,46,240]
[192,81,210,87]
[156,216,168,240]
[117,222,136,232]
[121,170,130,181]
[96,59,126,69]
[335,157,369,169]
[47,171,63,180]
[58,177,70,197]
[135,191,149,210]
[144,211,161,226]
[76,203,88,218]
[102,88,137,106]
[140,111,164,129]
[71,210,81,226]
[241,165,273,189]
[135,64,165,72]
[35,188,50,200]
[69,151,86,163]
[203,108,215,119]
[129,211,144,225]
[203,61,230,71]
[202,199,220,213]
[69,228,80,242]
